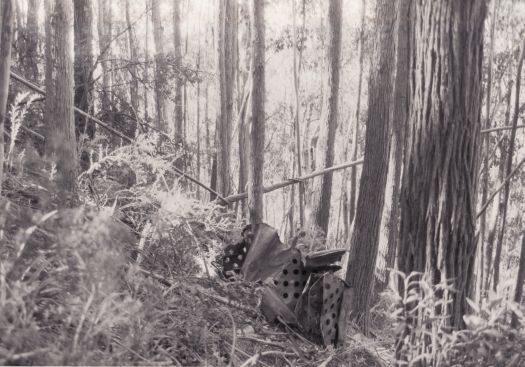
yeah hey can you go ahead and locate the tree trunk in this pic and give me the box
[44,0,77,199]
[125,0,139,124]
[492,38,525,291]
[292,0,305,228]
[309,0,342,237]
[485,89,511,292]
[151,0,168,131]
[97,0,112,114]
[237,0,250,218]
[25,0,40,81]
[345,0,396,334]
[477,0,499,301]
[248,0,265,225]
[375,0,410,295]
[173,0,183,145]
[396,1,486,362]
[512,231,525,327]
[0,0,15,193]
[349,0,366,227]
[73,0,94,171]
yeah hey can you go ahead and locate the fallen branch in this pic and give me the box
[224,158,364,203]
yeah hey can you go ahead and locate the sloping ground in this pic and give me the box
[0,161,390,366]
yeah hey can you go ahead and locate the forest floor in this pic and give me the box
[0,145,393,366]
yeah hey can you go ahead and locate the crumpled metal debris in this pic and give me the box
[216,223,348,347]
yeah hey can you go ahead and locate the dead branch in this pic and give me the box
[224,158,364,203]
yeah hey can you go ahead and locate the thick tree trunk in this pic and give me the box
[73,0,95,171]
[151,0,168,131]
[248,0,265,225]
[345,0,396,334]
[0,0,15,192]
[396,1,486,362]
[492,39,525,291]
[309,0,342,236]
[375,0,410,295]
[215,0,236,197]
[173,0,183,145]
[44,0,77,199]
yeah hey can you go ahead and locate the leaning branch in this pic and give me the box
[481,124,525,134]
[10,70,227,202]
[224,158,365,203]
[10,70,133,143]
[477,154,525,218]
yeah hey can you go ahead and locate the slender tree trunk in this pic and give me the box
[196,48,201,200]
[215,0,236,197]
[237,0,250,218]
[248,0,265,225]
[349,0,366,226]
[485,89,511,292]
[477,0,499,301]
[97,0,112,114]
[396,1,486,362]
[493,38,525,291]
[125,0,139,125]
[375,0,410,295]
[44,0,77,199]
[73,0,94,170]
[143,0,149,123]
[292,0,305,227]
[173,0,183,145]
[512,231,525,327]
[151,0,167,130]
[309,0,342,236]
[0,0,15,193]
[24,0,40,81]
[345,0,396,334]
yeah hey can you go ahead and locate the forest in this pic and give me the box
[0,0,524,366]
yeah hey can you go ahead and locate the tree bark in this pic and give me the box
[309,0,342,236]
[485,88,511,292]
[248,0,265,225]
[173,0,183,145]
[396,1,486,361]
[492,38,525,291]
[151,0,168,130]
[73,0,95,171]
[512,231,525,327]
[237,0,250,218]
[125,0,139,124]
[477,0,499,301]
[0,0,15,193]
[215,0,236,197]
[345,0,396,334]
[349,0,366,227]
[292,0,305,228]
[375,0,410,295]
[25,0,40,81]
[97,0,112,114]
[44,0,78,198]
